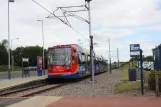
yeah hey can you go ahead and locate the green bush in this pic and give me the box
[148,70,161,92]
[0,65,22,72]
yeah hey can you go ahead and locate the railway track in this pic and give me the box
[0,82,68,97]
[0,72,107,98]
[0,80,71,106]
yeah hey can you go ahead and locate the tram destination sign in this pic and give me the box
[130,44,140,57]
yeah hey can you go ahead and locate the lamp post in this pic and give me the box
[117,48,120,69]
[108,38,111,74]
[85,0,93,81]
[8,0,15,80]
[37,20,45,75]
[11,38,19,73]
[85,0,95,96]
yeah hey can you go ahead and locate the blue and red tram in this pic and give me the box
[47,44,108,79]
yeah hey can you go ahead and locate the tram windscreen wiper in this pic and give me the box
[63,60,68,66]
[63,56,69,66]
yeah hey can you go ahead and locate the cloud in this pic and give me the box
[91,0,161,27]
[1,0,161,62]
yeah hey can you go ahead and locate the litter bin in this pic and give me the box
[128,69,136,81]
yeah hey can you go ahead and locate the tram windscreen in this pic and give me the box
[48,48,71,66]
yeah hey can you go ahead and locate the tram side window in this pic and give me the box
[78,52,86,64]
[78,52,82,64]
[87,55,90,65]
[82,53,86,64]
[72,49,77,64]
[96,57,99,64]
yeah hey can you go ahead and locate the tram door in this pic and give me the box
[77,52,87,77]
[71,49,77,68]
[87,55,91,75]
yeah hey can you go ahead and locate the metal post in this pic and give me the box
[132,57,133,68]
[86,0,93,81]
[11,40,13,75]
[28,58,30,77]
[38,20,45,75]
[42,21,45,75]
[8,0,11,80]
[155,70,160,97]
[109,38,111,73]
[22,57,24,78]
[138,58,140,80]
[13,56,14,73]
[86,0,94,97]
[117,48,119,69]
[90,36,94,81]
[11,38,19,74]
[12,56,14,75]
[140,49,144,95]
[156,48,160,97]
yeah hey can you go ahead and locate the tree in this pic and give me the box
[143,56,153,61]
[0,39,8,65]
[12,46,47,67]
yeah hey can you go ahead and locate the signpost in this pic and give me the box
[139,49,144,95]
[22,57,30,78]
[130,44,140,58]
[130,44,140,68]
[129,44,144,95]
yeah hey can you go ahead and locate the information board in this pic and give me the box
[130,44,140,57]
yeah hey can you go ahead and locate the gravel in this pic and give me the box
[39,70,121,97]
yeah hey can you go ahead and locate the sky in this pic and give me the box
[1,0,161,62]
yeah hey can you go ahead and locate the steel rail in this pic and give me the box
[0,84,48,97]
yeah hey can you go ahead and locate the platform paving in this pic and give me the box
[0,97,28,107]
[0,75,47,91]
[6,96,161,107]
[46,97,161,107]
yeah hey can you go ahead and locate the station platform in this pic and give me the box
[0,75,47,91]
[5,96,161,107]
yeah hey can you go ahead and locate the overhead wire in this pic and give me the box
[32,0,88,40]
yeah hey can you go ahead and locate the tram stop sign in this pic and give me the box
[130,44,140,57]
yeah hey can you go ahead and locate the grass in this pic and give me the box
[115,81,149,93]
[120,64,129,82]
[0,65,22,72]
[115,63,150,93]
